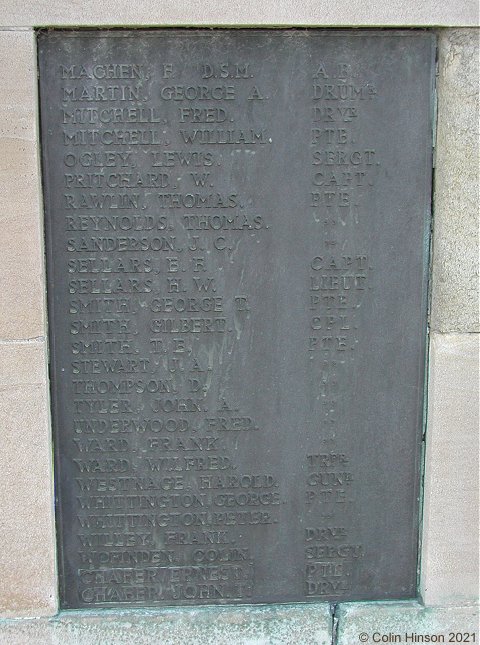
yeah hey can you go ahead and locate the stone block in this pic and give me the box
[421,332,479,606]
[0,604,332,644]
[431,29,480,332]
[0,0,477,28]
[337,601,479,644]
[0,341,57,617]
[0,30,45,340]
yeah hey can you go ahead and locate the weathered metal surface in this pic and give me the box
[38,29,434,608]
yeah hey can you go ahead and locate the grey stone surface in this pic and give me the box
[0,342,57,617]
[336,601,479,644]
[0,604,332,645]
[0,30,46,340]
[431,29,480,333]
[0,0,477,28]
[421,332,479,606]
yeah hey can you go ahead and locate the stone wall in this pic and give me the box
[0,3,478,642]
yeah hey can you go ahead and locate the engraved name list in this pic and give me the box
[38,30,434,608]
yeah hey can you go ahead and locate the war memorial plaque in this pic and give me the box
[38,30,434,608]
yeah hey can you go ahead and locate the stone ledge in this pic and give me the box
[336,602,479,645]
[0,0,478,28]
[0,604,332,645]
[0,602,477,644]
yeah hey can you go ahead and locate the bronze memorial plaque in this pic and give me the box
[38,30,434,608]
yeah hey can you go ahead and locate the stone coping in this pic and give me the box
[0,0,478,29]
[0,601,478,644]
